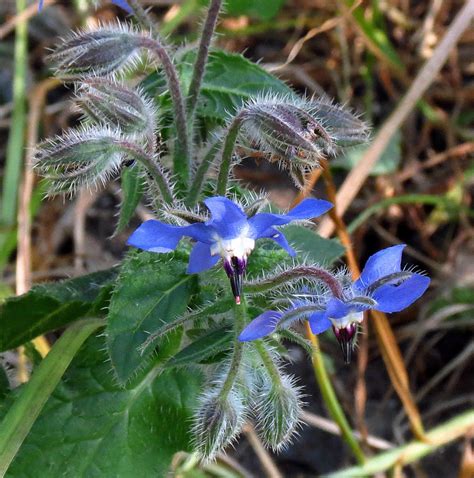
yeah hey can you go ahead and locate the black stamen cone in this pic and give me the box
[332,324,357,364]
[223,257,245,304]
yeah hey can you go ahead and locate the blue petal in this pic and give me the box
[373,274,430,313]
[204,196,248,240]
[309,311,332,334]
[38,0,44,11]
[259,227,296,256]
[354,244,406,291]
[111,0,133,13]
[239,311,283,341]
[326,298,351,319]
[248,198,332,238]
[127,220,212,252]
[187,242,219,274]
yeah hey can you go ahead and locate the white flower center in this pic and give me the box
[210,234,255,261]
[330,311,364,329]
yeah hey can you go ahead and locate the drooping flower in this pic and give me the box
[239,245,430,363]
[127,196,332,303]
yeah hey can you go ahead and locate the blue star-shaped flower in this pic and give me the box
[128,196,332,302]
[239,245,430,362]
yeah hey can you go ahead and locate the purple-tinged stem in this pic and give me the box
[187,0,222,116]
[246,265,344,298]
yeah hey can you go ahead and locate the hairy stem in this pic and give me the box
[254,341,282,387]
[128,0,160,37]
[119,141,173,203]
[186,139,221,206]
[246,265,343,298]
[0,318,104,477]
[305,322,366,465]
[216,113,244,195]
[139,37,190,187]
[187,0,222,116]
[220,299,246,399]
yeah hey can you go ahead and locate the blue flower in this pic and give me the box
[111,0,133,13]
[38,0,44,10]
[239,245,430,362]
[128,196,332,302]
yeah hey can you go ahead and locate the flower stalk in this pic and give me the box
[186,0,222,117]
[246,265,343,297]
[119,141,174,203]
[138,37,190,186]
[305,322,366,465]
[216,114,244,195]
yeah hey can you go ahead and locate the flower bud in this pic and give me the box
[192,389,245,462]
[76,79,156,135]
[254,371,303,451]
[33,126,131,193]
[49,24,145,78]
[306,98,370,149]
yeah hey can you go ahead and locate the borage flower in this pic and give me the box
[128,196,332,303]
[239,245,430,363]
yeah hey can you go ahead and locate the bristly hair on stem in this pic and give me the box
[186,0,223,117]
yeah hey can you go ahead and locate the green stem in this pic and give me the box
[0,318,104,477]
[220,300,246,399]
[216,115,243,196]
[327,409,474,477]
[309,331,366,465]
[0,0,27,248]
[254,341,281,386]
[186,140,221,206]
[119,141,174,203]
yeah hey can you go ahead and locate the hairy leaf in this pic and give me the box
[107,250,198,385]
[0,268,118,351]
[166,325,233,368]
[143,50,293,126]
[6,334,203,477]
[283,225,345,265]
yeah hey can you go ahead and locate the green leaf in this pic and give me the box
[107,250,198,385]
[225,0,285,20]
[167,325,233,367]
[283,225,345,265]
[6,334,203,478]
[332,130,401,176]
[115,164,144,234]
[143,50,293,126]
[0,268,118,351]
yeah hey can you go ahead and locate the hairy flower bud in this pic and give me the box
[33,126,136,193]
[76,78,157,135]
[192,389,245,462]
[306,98,370,149]
[253,372,303,451]
[234,94,370,188]
[49,24,146,78]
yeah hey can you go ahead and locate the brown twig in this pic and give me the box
[16,78,60,359]
[317,0,474,238]
[243,424,283,478]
